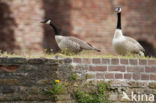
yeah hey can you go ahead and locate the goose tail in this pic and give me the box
[94,48,101,52]
[139,51,145,57]
[87,43,101,52]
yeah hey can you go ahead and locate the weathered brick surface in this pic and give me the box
[0,57,156,103]
[73,58,81,63]
[0,65,19,72]
[124,73,131,79]
[148,60,156,65]
[105,73,114,79]
[145,66,156,73]
[129,59,138,65]
[86,73,96,79]
[133,73,140,80]
[120,59,128,65]
[0,0,44,53]
[150,74,156,80]
[0,57,65,102]
[111,58,119,65]
[102,58,110,64]
[149,83,156,88]
[90,66,107,71]
[92,58,101,64]
[82,58,91,64]
[141,74,150,80]
[115,73,123,79]
[109,66,125,72]
[139,59,147,65]
[127,66,144,73]
[96,73,105,79]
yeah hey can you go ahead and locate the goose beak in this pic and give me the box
[40,20,46,23]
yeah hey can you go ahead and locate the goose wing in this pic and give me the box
[125,36,145,52]
[66,36,96,50]
[58,37,80,52]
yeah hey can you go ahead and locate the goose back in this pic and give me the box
[58,38,81,53]
[57,36,98,53]
[67,37,95,50]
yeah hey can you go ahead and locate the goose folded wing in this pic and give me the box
[59,38,81,52]
[67,37,94,50]
[125,36,145,52]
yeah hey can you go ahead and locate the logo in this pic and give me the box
[121,91,155,102]
[121,91,130,101]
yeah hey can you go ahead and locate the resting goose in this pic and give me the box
[41,18,100,53]
[112,7,145,56]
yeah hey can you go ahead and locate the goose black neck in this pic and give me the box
[50,22,60,35]
[116,13,121,29]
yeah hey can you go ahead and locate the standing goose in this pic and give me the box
[41,18,100,53]
[112,7,145,56]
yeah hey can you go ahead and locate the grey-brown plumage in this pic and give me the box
[113,7,145,56]
[56,36,100,53]
[40,18,100,53]
[113,31,145,56]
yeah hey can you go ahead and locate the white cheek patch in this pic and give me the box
[46,20,51,24]
[118,8,122,12]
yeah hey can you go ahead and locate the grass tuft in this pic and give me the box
[0,50,155,60]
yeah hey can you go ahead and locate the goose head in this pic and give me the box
[115,7,122,13]
[40,18,60,35]
[40,18,52,25]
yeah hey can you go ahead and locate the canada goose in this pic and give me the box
[112,7,145,56]
[41,18,100,53]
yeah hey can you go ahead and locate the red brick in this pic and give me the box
[92,58,101,64]
[96,73,104,79]
[90,66,107,71]
[108,66,125,72]
[74,65,88,71]
[127,66,144,73]
[145,66,156,73]
[102,58,110,64]
[150,74,156,80]
[124,73,132,79]
[0,65,18,72]
[73,65,81,71]
[148,60,156,65]
[129,59,138,65]
[120,59,128,64]
[73,58,81,63]
[105,73,114,79]
[141,74,149,80]
[82,58,91,64]
[139,59,147,65]
[133,73,140,80]
[1,0,156,55]
[86,73,96,79]
[111,58,119,65]
[115,73,123,79]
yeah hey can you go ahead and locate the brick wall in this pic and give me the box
[0,0,156,56]
[72,58,156,82]
[0,0,44,53]
[0,57,156,102]
[70,0,156,56]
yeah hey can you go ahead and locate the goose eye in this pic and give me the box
[115,8,119,11]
